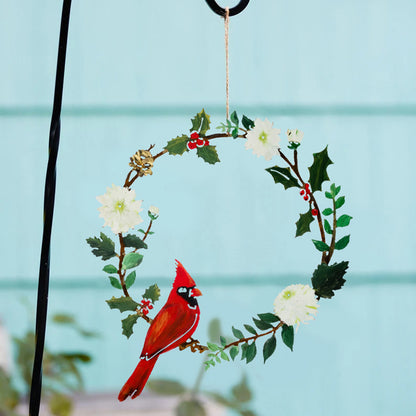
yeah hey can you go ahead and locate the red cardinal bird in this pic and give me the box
[118,260,202,401]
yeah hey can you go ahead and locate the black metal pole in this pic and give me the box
[29,1,72,415]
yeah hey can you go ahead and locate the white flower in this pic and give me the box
[273,284,318,329]
[148,205,159,216]
[97,184,143,234]
[245,118,281,161]
[286,129,304,143]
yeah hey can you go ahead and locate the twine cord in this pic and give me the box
[224,6,230,120]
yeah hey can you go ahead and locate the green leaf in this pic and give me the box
[281,325,294,351]
[242,115,255,130]
[245,342,257,363]
[335,185,341,196]
[103,264,118,274]
[322,208,333,216]
[86,232,116,260]
[125,271,136,289]
[325,191,333,199]
[164,134,189,155]
[335,196,345,209]
[295,210,315,237]
[312,240,330,252]
[232,326,245,339]
[207,342,220,352]
[106,296,139,313]
[123,234,148,250]
[190,109,211,136]
[240,343,248,360]
[230,110,239,125]
[252,318,273,330]
[231,127,239,138]
[244,324,257,335]
[257,313,279,323]
[147,379,186,395]
[122,252,143,270]
[196,145,220,164]
[308,146,333,193]
[231,375,252,403]
[220,351,230,361]
[108,276,122,289]
[335,235,350,250]
[176,399,206,416]
[324,219,333,235]
[263,335,277,363]
[330,183,337,197]
[229,346,239,361]
[220,336,227,347]
[311,261,349,299]
[51,313,75,324]
[121,313,139,338]
[266,166,301,189]
[142,284,161,303]
[48,393,73,416]
[337,214,353,227]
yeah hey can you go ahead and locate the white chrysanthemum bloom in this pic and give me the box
[245,118,281,161]
[148,205,159,216]
[97,184,143,234]
[273,284,318,329]
[286,129,304,143]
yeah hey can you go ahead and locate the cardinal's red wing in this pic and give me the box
[141,303,199,360]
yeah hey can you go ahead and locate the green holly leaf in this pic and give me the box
[281,324,294,351]
[263,335,277,363]
[245,342,257,363]
[122,252,143,270]
[103,264,118,274]
[252,318,273,330]
[86,232,116,260]
[229,346,239,361]
[335,235,350,250]
[106,296,139,313]
[230,110,239,126]
[108,276,122,289]
[123,234,148,250]
[244,324,257,335]
[322,208,333,216]
[295,210,315,237]
[312,240,330,252]
[196,145,220,164]
[164,135,189,155]
[324,219,333,235]
[337,214,353,227]
[190,109,211,136]
[125,271,136,289]
[232,326,245,339]
[308,146,333,193]
[335,196,346,209]
[142,284,161,303]
[266,166,301,189]
[242,115,255,130]
[121,313,139,338]
[257,313,279,323]
[311,261,349,299]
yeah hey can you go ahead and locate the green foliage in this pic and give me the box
[196,145,220,164]
[164,135,189,155]
[263,335,277,363]
[252,318,273,331]
[147,379,186,395]
[308,146,333,192]
[125,271,136,289]
[207,342,220,352]
[335,196,345,209]
[242,115,254,130]
[337,214,353,227]
[48,393,73,416]
[103,264,118,274]
[86,232,116,260]
[257,313,279,323]
[243,324,257,335]
[295,210,315,237]
[322,208,333,216]
[231,375,252,402]
[0,368,19,414]
[190,109,211,136]
[108,276,122,289]
[335,235,350,250]
[245,342,257,363]
[122,252,143,270]
[123,234,148,250]
[324,219,333,235]
[121,314,139,338]
[229,346,239,361]
[281,325,294,351]
[176,399,206,416]
[312,239,330,252]
[52,314,75,324]
[266,165,301,189]
[311,261,349,299]
[142,283,161,303]
[106,296,139,312]
[232,326,245,339]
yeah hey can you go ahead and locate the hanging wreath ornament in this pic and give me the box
[85,0,352,402]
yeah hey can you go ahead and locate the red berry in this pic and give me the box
[148,304,153,310]
[204,139,210,146]
[142,308,149,316]
[312,209,318,216]
[187,141,197,150]
[300,189,305,196]
[303,195,309,201]
[196,138,205,147]
[190,132,199,140]
[305,183,310,190]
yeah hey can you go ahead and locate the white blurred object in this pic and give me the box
[0,319,12,373]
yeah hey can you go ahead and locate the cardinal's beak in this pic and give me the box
[191,287,202,297]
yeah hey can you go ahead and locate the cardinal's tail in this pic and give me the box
[118,357,157,401]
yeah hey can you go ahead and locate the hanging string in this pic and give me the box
[224,6,230,120]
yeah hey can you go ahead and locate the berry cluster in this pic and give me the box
[140,299,154,316]
[300,184,318,216]
[187,132,210,150]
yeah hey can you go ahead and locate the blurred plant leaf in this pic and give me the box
[208,318,221,342]
[176,399,206,416]
[147,379,186,395]
[48,392,73,416]
[231,375,252,403]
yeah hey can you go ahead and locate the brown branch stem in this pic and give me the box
[117,233,129,297]
[142,220,153,242]
[325,197,337,264]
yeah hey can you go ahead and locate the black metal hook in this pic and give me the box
[205,0,250,17]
